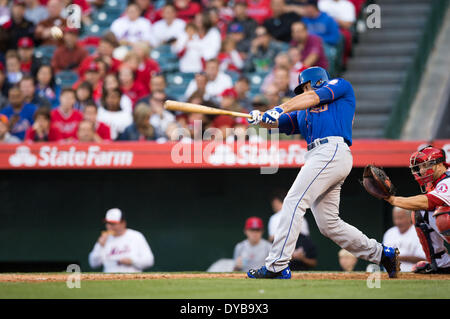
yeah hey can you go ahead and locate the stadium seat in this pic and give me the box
[34,45,56,64]
[225,70,240,83]
[82,24,109,38]
[55,71,79,88]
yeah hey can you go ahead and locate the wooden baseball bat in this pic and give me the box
[164,100,252,118]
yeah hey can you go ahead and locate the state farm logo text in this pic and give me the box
[8,145,133,168]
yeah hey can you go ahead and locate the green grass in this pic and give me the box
[1,277,449,299]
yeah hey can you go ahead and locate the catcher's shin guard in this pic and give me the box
[412,211,443,272]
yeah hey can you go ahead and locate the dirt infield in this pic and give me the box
[0,272,449,283]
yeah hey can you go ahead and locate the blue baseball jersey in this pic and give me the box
[0,103,37,140]
[277,78,355,146]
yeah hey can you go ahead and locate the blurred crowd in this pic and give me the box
[0,0,366,143]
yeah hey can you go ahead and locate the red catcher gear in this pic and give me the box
[409,146,447,193]
[433,206,450,243]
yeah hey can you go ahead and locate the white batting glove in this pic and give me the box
[248,110,262,125]
[262,106,283,124]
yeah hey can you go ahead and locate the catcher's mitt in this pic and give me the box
[361,165,396,199]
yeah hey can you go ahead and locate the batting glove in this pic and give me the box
[248,110,262,125]
[262,106,283,124]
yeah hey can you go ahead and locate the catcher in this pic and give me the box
[363,146,450,274]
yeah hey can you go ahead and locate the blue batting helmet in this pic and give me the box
[294,66,330,95]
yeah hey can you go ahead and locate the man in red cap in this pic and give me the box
[51,27,88,73]
[17,37,40,75]
[233,217,271,272]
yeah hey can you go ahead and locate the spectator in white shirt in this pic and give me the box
[149,90,175,139]
[184,58,233,103]
[97,88,133,140]
[110,3,155,47]
[318,0,356,30]
[88,208,155,273]
[383,207,426,272]
[152,3,186,47]
[172,23,204,73]
[194,12,221,61]
[268,189,309,243]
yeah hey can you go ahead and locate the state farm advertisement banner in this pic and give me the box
[0,140,449,170]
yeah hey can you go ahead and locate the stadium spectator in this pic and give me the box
[318,0,355,30]
[243,25,281,73]
[172,22,204,73]
[298,0,340,46]
[0,64,8,109]
[34,0,66,46]
[17,36,40,75]
[267,189,310,242]
[50,88,83,141]
[263,84,281,107]
[233,217,271,273]
[118,102,156,141]
[35,64,60,108]
[88,208,155,273]
[383,207,426,272]
[208,0,234,23]
[289,233,318,270]
[5,51,23,85]
[230,1,257,46]
[246,0,272,25]
[338,249,357,272]
[173,0,202,23]
[183,72,206,102]
[219,87,243,112]
[110,3,154,46]
[207,7,227,40]
[234,76,252,111]
[218,36,244,73]
[134,0,157,22]
[78,32,121,77]
[24,106,61,142]
[2,0,35,51]
[193,12,221,61]
[264,0,302,43]
[82,101,111,142]
[51,27,88,73]
[0,0,10,27]
[119,64,149,107]
[272,66,295,99]
[290,20,328,69]
[318,0,356,64]
[24,0,48,25]
[227,22,250,57]
[251,94,270,113]
[80,61,103,101]
[152,3,186,47]
[0,114,21,143]
[97,88,133,140]
[74,81,93,111]
[76,119,97,142]
[184,59,233,103]
[150,73,170,98]
[19,75,50,108]
[0,85,37,140]
[129,42,161,93]
[261,52,299,92]
[149,90,176,140]
[102,73,133,114]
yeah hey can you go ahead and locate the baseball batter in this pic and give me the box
[247,66,400,279]
[386,146,450,273]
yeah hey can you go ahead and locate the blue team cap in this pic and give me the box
[294,66,330,95]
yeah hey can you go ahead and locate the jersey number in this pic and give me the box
[309,104,328,113]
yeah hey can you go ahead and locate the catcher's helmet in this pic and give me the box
[409,146,447,192]
[294,66,330,95]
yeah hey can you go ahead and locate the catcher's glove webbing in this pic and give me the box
[361,165,396,200]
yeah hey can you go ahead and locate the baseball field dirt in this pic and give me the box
[0,272,449,299]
